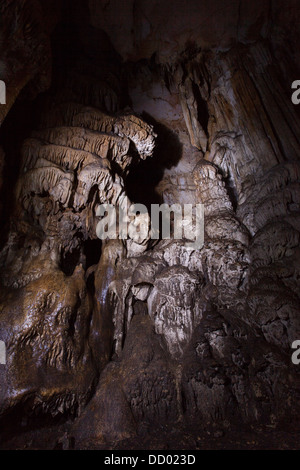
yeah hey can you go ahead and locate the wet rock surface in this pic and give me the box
[0,0,300,450]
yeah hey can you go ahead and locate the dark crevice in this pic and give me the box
[125,114,183,211]
[60,247,81,276]
[224,174,239,212]
[191,81,209,137]
[83,238,102,271]
[0,98,38,250]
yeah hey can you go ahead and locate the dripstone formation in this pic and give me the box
[0,0,300,450]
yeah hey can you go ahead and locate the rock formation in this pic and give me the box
[0,0,299,450]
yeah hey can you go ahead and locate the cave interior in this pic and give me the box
[0,0,300,450]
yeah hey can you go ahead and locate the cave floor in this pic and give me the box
[1,422,299,450]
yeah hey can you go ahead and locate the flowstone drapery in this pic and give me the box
[0,0,300,451]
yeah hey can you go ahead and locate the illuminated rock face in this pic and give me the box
[0,0,300,450]
[0,15,156,431]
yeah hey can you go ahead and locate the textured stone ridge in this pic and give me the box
[0,18,156,433]
[0,0,300,450]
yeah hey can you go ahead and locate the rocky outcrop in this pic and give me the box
[0,0,300,451]
[0,22,157,433]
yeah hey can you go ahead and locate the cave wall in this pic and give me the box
[0,0,300,449]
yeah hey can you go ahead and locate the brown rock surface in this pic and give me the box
[0,0,300,450]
